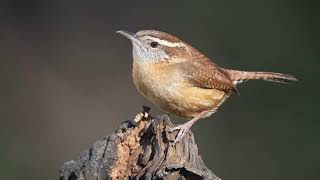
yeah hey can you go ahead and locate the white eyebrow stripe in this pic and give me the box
[144,36,186,48]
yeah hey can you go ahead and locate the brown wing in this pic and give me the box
[179,56,239,94]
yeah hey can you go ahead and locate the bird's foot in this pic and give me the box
[170,121,194,145]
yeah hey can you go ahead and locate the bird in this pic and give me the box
[117,30,297,144]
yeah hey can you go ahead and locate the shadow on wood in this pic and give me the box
[59,109,220,180]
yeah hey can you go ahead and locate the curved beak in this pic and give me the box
[116,30,146,49]
[116,30,135,40]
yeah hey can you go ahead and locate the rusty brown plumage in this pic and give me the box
[225,69,298,83]
[117,29,297,144]
[178,56,239,94]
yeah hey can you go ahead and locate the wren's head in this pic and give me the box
[117,30,195,63]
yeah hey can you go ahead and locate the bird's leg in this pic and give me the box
[167,113,173,119]
[170,111,209,145]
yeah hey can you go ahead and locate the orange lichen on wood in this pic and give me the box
[109,118,148,179]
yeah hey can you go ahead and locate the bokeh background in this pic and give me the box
[1,0,319,179]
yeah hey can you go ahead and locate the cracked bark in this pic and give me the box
[59,107,220,180]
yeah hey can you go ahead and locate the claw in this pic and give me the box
[169,125,180,132]
[170,110,210,146]
[171,121,193,145]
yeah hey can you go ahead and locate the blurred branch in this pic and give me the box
[59,107,220,180]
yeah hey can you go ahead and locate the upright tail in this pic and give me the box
[225,69,298,84]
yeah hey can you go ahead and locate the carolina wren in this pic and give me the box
[117,30,297,144]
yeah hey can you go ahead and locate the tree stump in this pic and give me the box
[59,107,220,180]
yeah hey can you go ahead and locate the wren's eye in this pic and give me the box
[150,41,159,48]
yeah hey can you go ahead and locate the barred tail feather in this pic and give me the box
[225,69,298,84]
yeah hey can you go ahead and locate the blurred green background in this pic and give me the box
[0,0,319,179]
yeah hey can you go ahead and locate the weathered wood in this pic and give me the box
[59,108,220,180]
